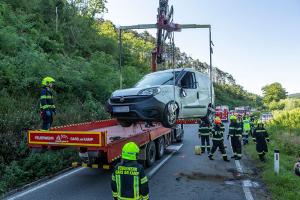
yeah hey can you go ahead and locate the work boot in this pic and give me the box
[223,156,230,162]
[235,156,242,160]
[231,155,236,159]
[208,155,214,160]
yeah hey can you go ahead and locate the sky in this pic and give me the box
[103,0,300,95]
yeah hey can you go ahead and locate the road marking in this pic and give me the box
[226,122,255,200]
[6,167,85,200]
[148,144,183,179]
[235,160,243,173]
[242,180,255,200]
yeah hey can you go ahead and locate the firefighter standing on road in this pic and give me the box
[198,118,212,154]
[228,115,242,160]
[208,118,230,162]
[242,116,251,145]
[253,121,269,162]
[40,77,56,130]
[111,142,149,200]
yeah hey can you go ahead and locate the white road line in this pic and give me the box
[147,144,183,179]
[226,123,254,200]
[242,180,255,200]
[234,160,255,200]
[6,167,85,200]
[235,160,243,173]
[7,143,182,200]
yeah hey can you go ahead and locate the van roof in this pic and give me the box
[148,68,207,76]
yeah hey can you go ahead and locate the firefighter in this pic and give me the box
[294,158,300,177]
[198,118,212,154]
[242,116,251,145]
[228,115,242,160]
[253,121,269,162]
[111,142,149,200]
[40,77,56,130]
[208,118,230,162]
[249,115,255,136]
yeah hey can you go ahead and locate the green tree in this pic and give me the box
[262,82,287,106]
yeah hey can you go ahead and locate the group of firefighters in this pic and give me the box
[39,76,299,200]
[199,114,270,162]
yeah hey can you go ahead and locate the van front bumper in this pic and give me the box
[106,96,166,121]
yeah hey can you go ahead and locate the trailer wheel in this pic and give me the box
[156,137,165,159]
[146,141,156,167]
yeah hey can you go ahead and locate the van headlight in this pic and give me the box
[138,87,161,96]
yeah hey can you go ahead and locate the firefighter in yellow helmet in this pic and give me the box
[111,142,149,200]
[40,77,56,130]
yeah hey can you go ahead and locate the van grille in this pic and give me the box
[110,96,151,104]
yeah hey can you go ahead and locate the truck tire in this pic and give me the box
[146,141,156,167]
[156,137,165,159]
[176,130,184,143]
[162,102,178,128]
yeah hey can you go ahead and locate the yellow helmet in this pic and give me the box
[215,118,221,124]
[121,142,140,160]
[230,115,237,120]
[42,76,55,86]
[257,120,263,125]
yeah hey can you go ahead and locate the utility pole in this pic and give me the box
[55,6,58,33]
[209,27,213,104]
[119,29,123,89]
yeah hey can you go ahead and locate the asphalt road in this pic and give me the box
[4,123,269,200]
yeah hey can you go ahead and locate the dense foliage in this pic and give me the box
[262,82,287,106]
[214,83,262,109]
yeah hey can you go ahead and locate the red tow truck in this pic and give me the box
[215,105,229,122]
[28,119,186,169]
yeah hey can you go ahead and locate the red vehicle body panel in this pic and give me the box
[28,119,171,163]
[215,106,229,121]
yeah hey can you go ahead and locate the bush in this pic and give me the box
[267,109,300,134]
[0,149,78,195]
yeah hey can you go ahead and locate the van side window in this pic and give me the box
[180,72,197,89]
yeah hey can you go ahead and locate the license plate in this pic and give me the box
[113,106,129,113]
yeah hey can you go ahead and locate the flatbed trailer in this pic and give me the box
[28,119,184,169]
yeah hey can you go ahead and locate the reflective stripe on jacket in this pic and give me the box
[111,160,149,200]
[40,87,55,111]
[211,125,225,141]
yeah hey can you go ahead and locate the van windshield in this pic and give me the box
[135,71,180,88]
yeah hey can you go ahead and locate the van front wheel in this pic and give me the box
[162,102,178,128]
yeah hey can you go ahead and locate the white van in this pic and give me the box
[106,68,215,128]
